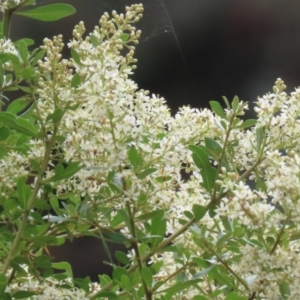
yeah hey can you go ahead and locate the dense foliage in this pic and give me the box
[0,1,299,299]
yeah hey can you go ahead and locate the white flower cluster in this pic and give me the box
[2,2,300,298]
[0,0,21,12]
[6,276,90,299]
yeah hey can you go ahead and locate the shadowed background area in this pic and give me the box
[5,0,300,280]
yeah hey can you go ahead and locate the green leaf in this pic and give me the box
[137,168,157,179]
[192,204,207,222]
[14,4,76,21]
[92,291,119,299]
[128,147,143,170]
[104,231,127,244]
[115,251,130,265]
[164,279,199,297]
[209,101,226,119]
[23,0,36,5]
[0,274,7,297]
[0,112,38,137]
[20,67,33,80]
[225,292,247,300]
[51,262,73,278]
[12,291,37,299]
[30,49,45,66]
[135,209,164,222]
[204,137,223,162]
[90,34,100,47]
[279,281,290,299]
[216,232,232,248]
[71,73,80,88]
[0,127,9,141]
[231,95,239,112]
[44,162,81,183]
[222,96,231,109]
[14,117,38,137]
[29,159,42,175]
[256,126,265,152]
[189,145,217,192]
[14,38,34,47]
[193,296,209,300]
[192,266,215,279]
[17,177,31,209]
[141,267,152,287]
[184,210,194,219]
[235,119,256,129]
[0,53,19,65]
[46,107,64,124]
[71,48,81,64]
[18,40,28,63]
[255,175,267,192]
[112,267,127,281]
[120,33,130,42]
[120,274,131,291]
[151,211,166,250]
[189,145,210,169]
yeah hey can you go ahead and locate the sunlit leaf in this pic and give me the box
[14,4,76,21]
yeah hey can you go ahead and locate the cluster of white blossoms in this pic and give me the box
[6,277,89,299]
[0,0,21,12]
[2,2,300,299]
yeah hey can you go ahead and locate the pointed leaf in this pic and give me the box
[137,168,157,179]
[44,162,81,183]
[71,48,81,64]
[189,145,210,170]
[231,95,239,112]
[71,73,80,88]
[141,267,152,287]
[128,147,143,170]
[192,204,207,222]
[236,119,256,129]
[115,251,130,265]
[51,262,73,278]
[17,177,31,209]
[209,101,226,119]
[18,40,28,63]
[14,4,76,21]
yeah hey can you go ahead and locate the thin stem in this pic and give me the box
[2,8,13,39]
[204,241,249,291]
[126,201,152,300]
[90,217,196,299]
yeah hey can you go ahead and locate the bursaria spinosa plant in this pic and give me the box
[0,1,300,299]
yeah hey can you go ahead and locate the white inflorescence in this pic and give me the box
[2,2,300,298]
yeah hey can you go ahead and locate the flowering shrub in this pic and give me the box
[0,1,300,299]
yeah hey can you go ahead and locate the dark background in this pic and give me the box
[7,0,300,280]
